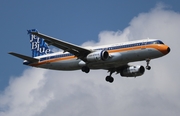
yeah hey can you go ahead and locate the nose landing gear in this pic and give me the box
[146,59,151,70]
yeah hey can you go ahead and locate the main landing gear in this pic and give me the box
[81,66,114,83]
[81,66,90,73]
[146,59,151,70]
[105,71,114,83]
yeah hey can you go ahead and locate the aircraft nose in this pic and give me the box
[167,47,170,53]
[158,45,170,55]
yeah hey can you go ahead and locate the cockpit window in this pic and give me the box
[153,42,157,44]
[158,40,164,44]
[153,40,164,44]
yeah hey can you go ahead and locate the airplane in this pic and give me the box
[9,29,170,83]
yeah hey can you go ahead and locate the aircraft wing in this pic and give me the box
[31,31,92,59]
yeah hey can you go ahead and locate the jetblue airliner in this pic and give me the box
[9,29,170,83]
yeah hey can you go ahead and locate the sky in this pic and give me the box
[0,0,180,116]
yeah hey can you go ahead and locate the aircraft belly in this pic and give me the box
[38,59,81,70]
[53,59,81,70]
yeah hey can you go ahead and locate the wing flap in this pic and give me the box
[9,52,39,62]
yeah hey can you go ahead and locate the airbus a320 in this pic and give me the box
[9,29,170,83]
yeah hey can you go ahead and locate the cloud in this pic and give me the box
[82,30,128,46]
[1,3,180,116]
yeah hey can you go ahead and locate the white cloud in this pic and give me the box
[1,4,180,116]
[0,68,54,116]
[82,30,128,47]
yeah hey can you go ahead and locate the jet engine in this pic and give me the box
[120,65,145,77]
[86,50,109,62]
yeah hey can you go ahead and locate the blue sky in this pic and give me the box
[0,1,180,115]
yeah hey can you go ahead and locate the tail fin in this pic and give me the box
[27,29,53,57]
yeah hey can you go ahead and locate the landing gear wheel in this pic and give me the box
[146,66,151,70]
[105,76,114,83]
[81,66,90,73]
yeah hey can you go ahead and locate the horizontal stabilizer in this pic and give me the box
[9,52,39,62]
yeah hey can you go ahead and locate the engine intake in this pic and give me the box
[86,50,109,62]
[120,65,145,77]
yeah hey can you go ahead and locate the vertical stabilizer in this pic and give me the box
[27,29,53,57]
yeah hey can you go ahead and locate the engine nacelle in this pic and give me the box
[86,50,109,62]
[120,65,145,77]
